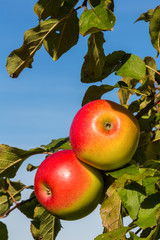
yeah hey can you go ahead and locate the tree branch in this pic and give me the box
[0,195,36,219]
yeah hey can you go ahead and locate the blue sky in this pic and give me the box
[1,1,160,239]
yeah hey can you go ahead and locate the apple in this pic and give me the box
[34,149,104,220]
[69,99,140,171]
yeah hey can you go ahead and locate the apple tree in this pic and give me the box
[1,0,160,239]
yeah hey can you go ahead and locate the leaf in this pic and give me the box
[0,144,45,178]
[33,0,63,20]
[149,6,160,56]
[118,182,146,220]
[42,137,71,151]
[90,0,114,11]
[144,56,157,81]
[82,84,115,106]
[101,51,126,79]
[94,227,130,240]
[0,222,8,240]
[33,0,78,21]
[6,12,79,78]
[118,77,138,105]
[107,164,140,179]
[26,164,38,172]
[142,176,159,196]
[135,192,160,229]
[31,205,61,240]
[100,185,122,232]
[79,2,116,36]
[116,54,146,80]
[81,32,106,83]
[18,193,38,219]
[135,9,154,23]
[43,11,79,61]
[129,232,142,240]
[82,80,145,106]
[0,179,26,217]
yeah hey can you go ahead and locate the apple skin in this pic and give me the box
[34,149,104,220]
[69,99,140,171]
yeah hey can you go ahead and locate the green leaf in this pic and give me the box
[0,144,45,178]
[101,51,126,79]
[34,0,63,20]
[135,9,154,23]
[135,192,160,229]
[95,227,130,240]
[143,176,159,196]
[18,193,38,219]
[26,164,38,172]
[81,32,106,83]
[107,164,140,179]
[0,179,26,217]
[129,232,142,240]
[43,11,79,61]
[118,182,146,220]
[33,0,78,20]
[100,186,122,232]
[90,0,114,11]
[116,54,146,80]
[31,205,61,240]
[144,56,157,81]
[82,84,115,106]
[118,77,138,105]
[0,222,8,240]
[82,80,145,106]
[79,2,116,36]
[42,137,71,151]
[6,12,79,78]
[149,6,160,56]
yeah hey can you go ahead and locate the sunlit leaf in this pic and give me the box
[116,54,146,80]
[95,227,130,240]
[135,9,154,23]
[6,12,79,77]
[0,179,26,217]
[42,137,71,151]
[149,6,160,56]
[118,182,146,220]
[135,192,160,229]
[79,2,116,36]
[100,186,122,232]
[0,144,45,178]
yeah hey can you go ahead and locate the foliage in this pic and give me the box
[2,0,160,239]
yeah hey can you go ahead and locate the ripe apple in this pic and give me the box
[34,149,104,220]
[69,99,140,170]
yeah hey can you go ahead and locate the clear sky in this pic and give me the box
[1,1,159,239]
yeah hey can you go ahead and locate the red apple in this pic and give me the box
[69,99,140,170]
[34,149,104,220]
